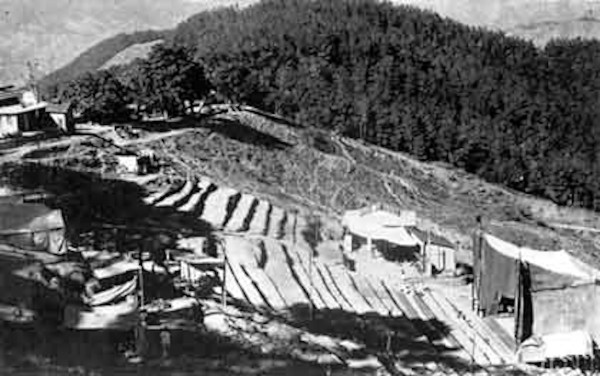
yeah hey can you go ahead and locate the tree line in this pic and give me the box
[43,43,211,123]
[42,0,600,211]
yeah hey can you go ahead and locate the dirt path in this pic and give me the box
[0,126,195,166]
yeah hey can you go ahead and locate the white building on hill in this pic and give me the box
[342,205,456,276]
[0,87,47,137]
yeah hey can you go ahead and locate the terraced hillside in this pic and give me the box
[139,175,517,370]
[4,105,600,374]
[132,107,600,270]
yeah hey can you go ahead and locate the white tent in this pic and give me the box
[482,234,600,282]
[87,276,138,306]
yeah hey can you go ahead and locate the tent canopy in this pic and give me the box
[0,203,66,254]
[342,208,418,247]
[0,203,64,233]
[474,233,600,315]
[474,232,600,351]
[482,235,599,285]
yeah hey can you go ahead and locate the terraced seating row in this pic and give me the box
[144,179,294,241]
[425,288,516,365]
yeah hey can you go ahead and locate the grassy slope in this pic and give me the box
[12,106,599,267]
[141,108,600,268]
[100,40,164,70]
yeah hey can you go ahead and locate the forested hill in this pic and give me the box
[176,0,600,210]
[45,0,600,212]
[40,30,168,95]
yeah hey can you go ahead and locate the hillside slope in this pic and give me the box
[38,30,168,94]
[100,40,164,70]
[0,0,257,86]
[150,109,600,267]
[1,107,598,373]
[16,107,600,268]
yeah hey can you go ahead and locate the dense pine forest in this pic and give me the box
[41,0,600,211]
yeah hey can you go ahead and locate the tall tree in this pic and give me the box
[138,43,211,117]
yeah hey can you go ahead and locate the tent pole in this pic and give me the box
[473,217,481,313]
[222,245,227,311]
[425,230,431,276]
[138,243,145,308]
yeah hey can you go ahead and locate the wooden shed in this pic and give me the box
[407,227,456,276]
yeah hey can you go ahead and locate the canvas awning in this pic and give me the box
[342,208,419,247]
[0,203,67,254]
[483,234,599,286]
[93,259,162,280]
[63,298,138,330]
[474,233,600,315]
[87,276,137,306]
[474,233,600,347]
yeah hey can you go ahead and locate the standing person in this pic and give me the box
[135,312,148,360]
[159,326,171,359]
[149,234,171,276]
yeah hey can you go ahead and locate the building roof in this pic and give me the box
[46,102,72,114]
[0,202,64,235]
[0,89,23,103]
[343,208,419,247]
[407,227,455,249]
[0,102,47,115]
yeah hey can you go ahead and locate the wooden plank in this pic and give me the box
[201,187,238,228]
[251,267,288,310]
[397,290,462,354]
[178,184,204,212]
[326,265,371,314]
[484,317,517,353]
[262,241,309,306]
[416,291,483,364]
[293,250,338,310]
[429,288,516,364]
[155,179,194,207]
[143,184,175,205]
[224,194,257,232]
[267,207,286,239]
[378,280,408,317]
[426,289,503,365]
[318,263,354,312]
[228,258,266,308]
[279,246,324,310]
[248,200,271,235]
[384,284,454,372]
[239,264,276,310]
[223,259,246,302]
[354,274,392,316]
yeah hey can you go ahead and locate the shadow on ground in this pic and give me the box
[204,117,292,150]
[288,304,493,375]
[0,162,213,237]
[0,162,363,375]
